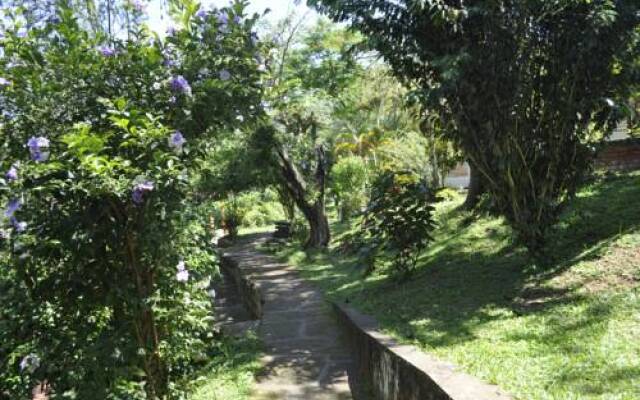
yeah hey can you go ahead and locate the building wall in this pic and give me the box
[442,121,636,189]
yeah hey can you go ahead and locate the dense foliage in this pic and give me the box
[309,0,640,252]
[355,171,435,278]
[247,20,366,248]
[0,0,263,397]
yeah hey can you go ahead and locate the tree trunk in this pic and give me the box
[301,202,330,248]
[275,144,330,249]
[463,161,486,209]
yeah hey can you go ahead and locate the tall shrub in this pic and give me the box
[0,1,263,397]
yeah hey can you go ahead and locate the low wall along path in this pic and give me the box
[221,234,354,399]
[219,233,513,400]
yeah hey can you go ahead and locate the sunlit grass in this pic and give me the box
[190,333,263,400]
[269,172,640,400]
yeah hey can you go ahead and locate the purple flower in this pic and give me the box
[16,30,27,39]
[11,218,27,233]
[98,46,116,57]
[19,354,40,373]
[128,0,146,12]
[216,11,229,32]
[163,57,177,68]
[196,9,207,19]
[233,15,241,24]
[27,136,50,162]
[5,165,18,182]
[169,75,191,96]
[219,69,231,81]
[166,25,179,37]
[5,198,21,218]
[169,131,186,151]
[176,261,189,282]
[0,77,10,87]
[217,11,229,25]
[132,180,154,205]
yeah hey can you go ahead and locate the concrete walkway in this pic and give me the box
[222,234,353,400]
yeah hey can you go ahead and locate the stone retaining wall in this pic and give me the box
[220,255,264,319]
[333,303,513,400]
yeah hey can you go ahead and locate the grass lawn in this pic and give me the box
[267,172,640,400]
[190,333,263,400]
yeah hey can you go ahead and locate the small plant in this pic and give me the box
[357,171,436,278]
[221,197,245,239]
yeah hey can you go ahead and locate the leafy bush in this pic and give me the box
[219,197,245,239]
[356,171,436,278]
[435,187,462,202]
[243,201,284,227]
[214,190,285,234]
[0,1,263,398]
[330,156,368,221]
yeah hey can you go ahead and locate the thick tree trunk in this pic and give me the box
[463,161,486,209]
[301,202,330,248]
[275,144,330,249]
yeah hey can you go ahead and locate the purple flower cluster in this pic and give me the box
[169,75,191,96]
[217,11,229,25]
[166,26,180,37]
[216,11,229,32]
[12,218,27,232]
[132,181,154,205]
[162,52,177,68]
[0,77,10,87]
[4,198,27,233]
[5,165,18,182]
[27,136,50,162]
[195,9,208,19]
[4,198,21,218]
[169,131,186,151]
[219,69,231,81]
[128,0,146,12]
[98,46,117,57]
[176,261,189,282]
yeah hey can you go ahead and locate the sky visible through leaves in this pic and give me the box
[146,0,317,34]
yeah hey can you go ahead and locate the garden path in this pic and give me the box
[222,234,353,399]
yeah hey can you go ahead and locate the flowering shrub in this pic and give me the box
[0,1,264,398]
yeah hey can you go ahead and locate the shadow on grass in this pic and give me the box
[271,172,640,353]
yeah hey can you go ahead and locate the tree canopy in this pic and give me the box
[309,0,640,251]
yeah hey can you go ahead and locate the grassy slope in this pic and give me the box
[190,334,263,400]
[271,173,640,400]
